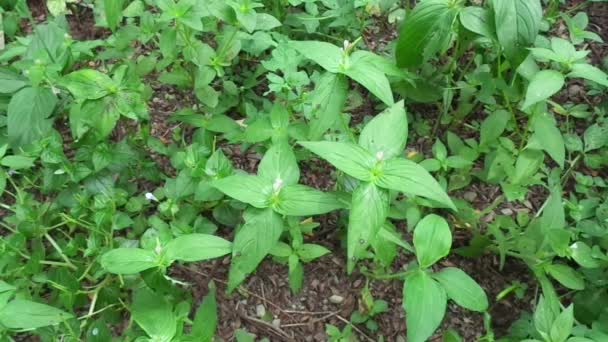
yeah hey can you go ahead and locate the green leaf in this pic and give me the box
[530,114,565,168]
[228,209,283,291]
[395,0,461,68]
[0,300,73,329]
[403,270,447,342]
[191,288,217,342]
[100,248,158,274]
[550,305,574,342]
[274,184,343,216]
[0,68,29,94]
[298,141,375,181]
[545,264,585,290]
[131,289,177,341]
[344,51,394,105]
[104,0,125,31]
[583,124,608,152]
[8,87,57,148]
[433,267,488,312]
[1,155,35,169]
[522,70,565,109]
[165,234,232,262]
[212,174,272,208]
[347,182,389,272]
[358,101,407,160]
[290,40,342,73]
[534,295,557,340]
[459,6,496,39]
[258,143,300,186]
[568,63,608,87]
[493,0,542,67]
[62,69,116,100]
[297,244,331,262]
[376,158,455,210]
[413,214,452,268]
[480,111,510,147]
[308,72,348,140]
[570,242,601,268]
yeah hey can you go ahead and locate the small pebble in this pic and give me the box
[463,191,477,202]
[272,319,281,328]
[255,304,266,318]
[500,208,513,215]
[329,295,344,304]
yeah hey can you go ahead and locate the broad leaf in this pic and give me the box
[413,214,452,268]
[347,182,389,272]
[375,158,455,210]
[568,63,608,87]
[131,289,177,341]
[550,305,574,342]
[8,87,58,148]
[191,288,217,342]
[396,0,461,67]
[212,174,272,208]
[62,69,116,100]
[480,110,510,147]
[274,184,343,216]
[308,73,348,140]
[258,143,300,186]
[459,6,496,39]
[298,141,375,181]
[493,0,542,67]
[104,0,125,31]
[100,248,158,274]
[228,209,284,291]
[344,51,394,105]
[290,40,342,73]
[529,114,565,168]
[165,234,232,262]
[0,300,73,329]
[403,270,447,342]
[522,70,564,109]
[546,264,585,290]
[433,267,488,311]
[358,101,408,159]
[297,244,331,262]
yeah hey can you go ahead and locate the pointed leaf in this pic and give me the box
[165,234,232,262]
[347,182,389,272]
[375,158,455,209]
[522,70,565,109]
[100,248,158,274]
[8,87,57,148]
[403,271,447,342]
[258,143,300,186]
[0,300,73,329]
[359,101,408,160]
[191,287,217,342]
[308,72,348,140]
[494,0,542,67]
[395,0,461,67]
[433,267,488,311]
[212,174,272,208]
[290,40,342,73]
[131,289,176,341]
[344,51,394,105]
[274,184,343,216]
[413,214,452,268]
[298,141,375,181]
[228,209,283,291]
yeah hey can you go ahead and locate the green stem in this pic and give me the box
[44,233,78,271]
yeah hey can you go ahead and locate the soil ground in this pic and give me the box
[18,0,608,340]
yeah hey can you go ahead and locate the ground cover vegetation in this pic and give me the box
[0,0,607,340]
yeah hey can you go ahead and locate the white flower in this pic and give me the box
[145,192,158,201]
[273,177,284,192]
[343,40,350,50]
[375,151,385,161]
